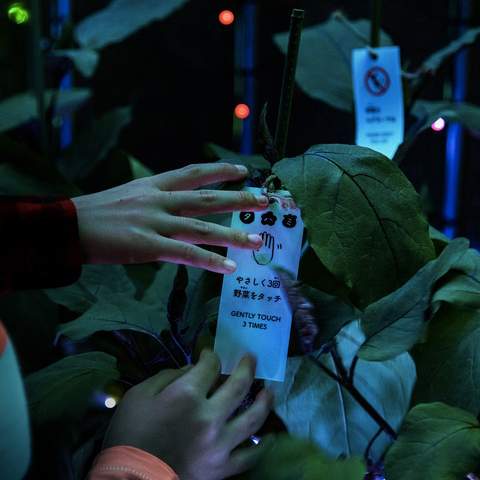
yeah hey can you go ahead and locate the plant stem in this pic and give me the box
[309,354,398,441]
[364,427,383,462]
[370,0,382,48]
[274,8,304,161]
[349,355,359,383]
[30,0,48,154]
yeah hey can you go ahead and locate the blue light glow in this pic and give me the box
[443,0,470,238]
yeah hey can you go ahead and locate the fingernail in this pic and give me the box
[248,234,263,245]
[235,164,249,175]
[223,259,237,272]
[257,195,269,206]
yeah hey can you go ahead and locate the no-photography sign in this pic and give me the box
[365,66,391,96]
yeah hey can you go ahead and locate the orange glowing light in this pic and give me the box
[234,104,250,120]
[219,10,235,26]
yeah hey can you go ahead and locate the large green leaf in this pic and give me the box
[26,352,119,425]
[52,49,100,77]
[413,306,480,414]
[267,322,416,462]
[0,89,91,133]
[432,273,480,312]
[57,293,168,341]
[273,144,436,309]
[75,0,190,49]
[46,264,136,314]
[142,263,178,307]
[429,225,450,255]
[384,403,480,480]
[454,247,480,278]
[274,14,393,112]
[59,107,132,181]
[299,246,352,301]
[206,143,271,171]
[359,238,469,361]
[247,434,365,480]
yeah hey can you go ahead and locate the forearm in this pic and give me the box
[0,196,84,294]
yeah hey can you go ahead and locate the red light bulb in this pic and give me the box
[219,10,235,26]
[234,104,250,120]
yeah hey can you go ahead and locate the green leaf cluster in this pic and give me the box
[20,140,480,478]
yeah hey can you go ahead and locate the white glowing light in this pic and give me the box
[104,397,117,409]
[250,435,261,445]
[431,117,446,132]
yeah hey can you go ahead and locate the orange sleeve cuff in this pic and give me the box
[88,446,179,480]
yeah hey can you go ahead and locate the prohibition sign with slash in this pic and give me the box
[365,66,390,96]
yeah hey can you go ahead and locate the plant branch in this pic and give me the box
[309,351,398,441]
[349,355,359,383]
[274,8,304,161]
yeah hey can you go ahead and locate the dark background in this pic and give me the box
[1,0,479,242]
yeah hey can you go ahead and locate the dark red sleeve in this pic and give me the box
[0,196,85,295]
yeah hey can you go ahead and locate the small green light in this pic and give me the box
[8,3,30,24]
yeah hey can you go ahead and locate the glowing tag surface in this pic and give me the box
[214,187,304,382]
[352,46,404,159]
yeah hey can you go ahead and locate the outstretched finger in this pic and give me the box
[166,217,263,249]
[175,350,221,396]
[141,366,192,395]
[163,190,269,216]
[209,354,256,420]
[153,163,249,191]
[223,389,273,449]
[156,236,238,274]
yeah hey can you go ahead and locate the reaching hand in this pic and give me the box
[103,351,273,480]
[72,163,268,273]
[253,232,276,266]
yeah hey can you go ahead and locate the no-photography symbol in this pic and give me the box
[365,66,390,96]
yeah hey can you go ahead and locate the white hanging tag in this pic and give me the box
[214,187,304,382]
[352,46,404,159]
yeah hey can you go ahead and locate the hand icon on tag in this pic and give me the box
[253,232,276,266]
